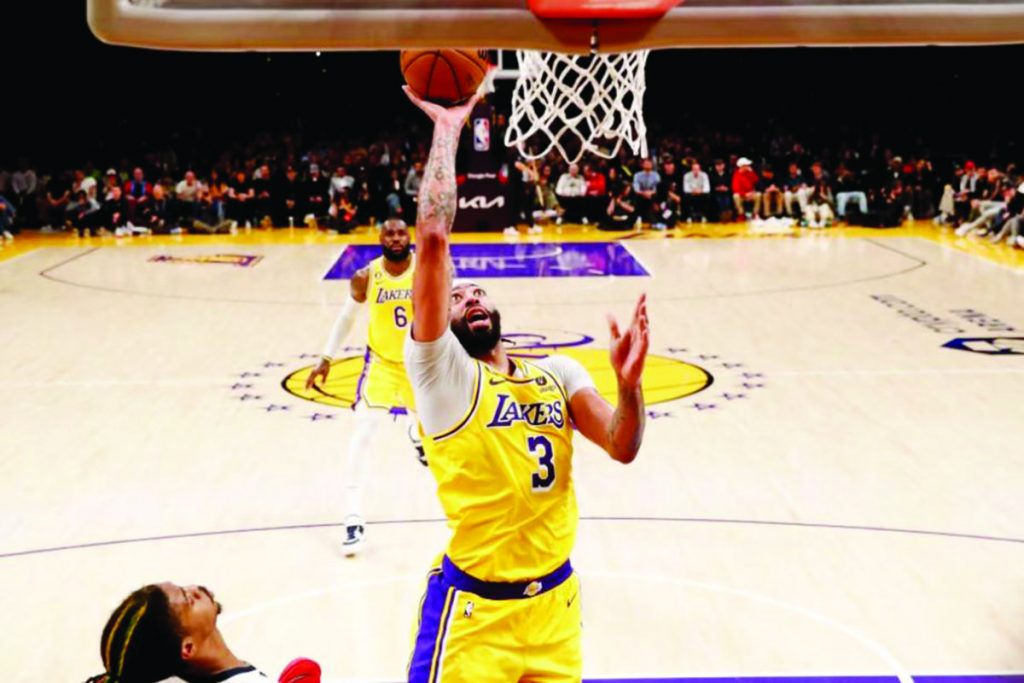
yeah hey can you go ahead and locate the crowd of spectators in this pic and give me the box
[0,120,1020,249]
[0,158,397,238]
[520,141,1021,248]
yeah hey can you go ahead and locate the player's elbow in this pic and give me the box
[609,443,639,465]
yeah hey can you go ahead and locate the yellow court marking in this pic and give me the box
[282,355,366,409]
[283,348,711,409]
[607,222,1024,269]
[2,222,1022,269]
[912,224,1024,269]
[0,240,44,264]
[557,347,712,405]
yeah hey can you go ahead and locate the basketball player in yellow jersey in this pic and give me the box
[402,87,650,681]
[306,218,420,556]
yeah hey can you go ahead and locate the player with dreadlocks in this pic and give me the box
[85,582,320,683]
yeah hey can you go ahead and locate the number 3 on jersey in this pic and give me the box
[393,306,408,328]
[528,435,556,492]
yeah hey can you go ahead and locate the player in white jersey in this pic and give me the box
[87,582,321,683]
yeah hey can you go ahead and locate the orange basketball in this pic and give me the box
[400,49,490,106]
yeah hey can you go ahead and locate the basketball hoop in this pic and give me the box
[503,48,650,164]
[498,0,666,164]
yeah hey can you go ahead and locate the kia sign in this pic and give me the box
[454,172,513,231]
[459,195,505,210]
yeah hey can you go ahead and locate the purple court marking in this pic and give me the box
[504,331,595,355]
[943,336,1024,356]
[324,242,649,280]
[6,516,1024,561]
[149,254,263,268]
[35,239,926,305]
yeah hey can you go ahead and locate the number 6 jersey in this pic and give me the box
[366,255,414,363]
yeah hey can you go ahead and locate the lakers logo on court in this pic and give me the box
[228,332,763,421]
[273,331,752,414]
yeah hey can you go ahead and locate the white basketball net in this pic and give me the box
[504,49,650,165]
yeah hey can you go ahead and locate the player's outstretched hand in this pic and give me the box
[607,293,649,390]
[279,657,321,683]
[305,359,331,391]
[402,66,494,127]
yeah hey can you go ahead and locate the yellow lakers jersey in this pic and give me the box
[366,256,414,363]
[422,358,577,582]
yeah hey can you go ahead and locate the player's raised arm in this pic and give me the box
[571,293,650,464]
[403,86,482,342]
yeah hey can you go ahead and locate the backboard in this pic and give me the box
[89,0,1024,52]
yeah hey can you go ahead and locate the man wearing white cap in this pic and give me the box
[732,157,761,220]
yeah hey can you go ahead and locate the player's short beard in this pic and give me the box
[451,308,502,358]
[382,243,411,262]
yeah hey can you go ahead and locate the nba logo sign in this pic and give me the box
[473,118,490,152]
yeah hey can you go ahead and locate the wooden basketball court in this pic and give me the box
[1,224,1022,681]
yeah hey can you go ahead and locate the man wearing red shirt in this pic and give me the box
[732,157,761,220]
[583,163,606,224]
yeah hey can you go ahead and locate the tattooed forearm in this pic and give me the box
[418,120,462,233]
[607,383,645,463]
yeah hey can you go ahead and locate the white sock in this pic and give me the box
[344,403,385,521]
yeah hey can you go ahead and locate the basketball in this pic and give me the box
[400,49,490,105]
